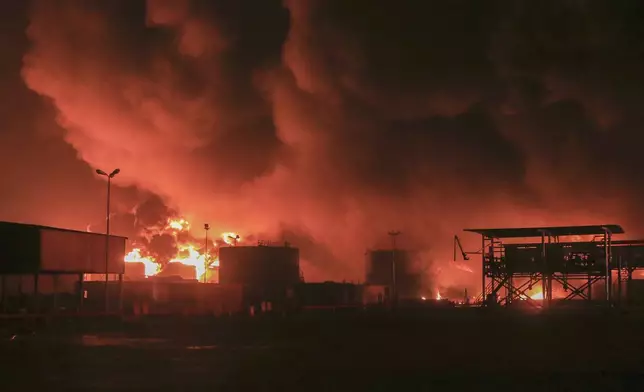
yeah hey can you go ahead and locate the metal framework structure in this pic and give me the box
[462,225,644,307]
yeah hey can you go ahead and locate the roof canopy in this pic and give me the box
[464,225,624,239]
[0,221,128,240]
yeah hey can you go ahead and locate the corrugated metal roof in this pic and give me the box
[0,221,128,240]
[464,224,624,238]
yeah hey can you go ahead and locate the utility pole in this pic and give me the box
[387,230,401,304]
[204,224,210,283]
[96,168,120,313]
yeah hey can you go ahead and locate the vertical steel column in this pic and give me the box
[548,236,553,306]
[540,233,547,309]
[104,176,111,313]
[604,230,612,305]
[617,254,622,306]
[507,275,513,306]
[481,235,486,305]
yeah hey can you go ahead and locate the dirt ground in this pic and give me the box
[1,308,643,391]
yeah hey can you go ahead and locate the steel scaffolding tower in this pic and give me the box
[463,225,644,307]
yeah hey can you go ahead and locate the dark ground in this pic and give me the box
[1,308,643,391]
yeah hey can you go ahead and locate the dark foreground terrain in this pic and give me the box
[1,308,643,391]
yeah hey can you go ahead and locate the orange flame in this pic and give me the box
[169,244,210,281]
[519,288,544,301]
[436,290,442,300]
[124,217,229,282]
[167,218,190,232]
[222,232,241,245]
[124,248,160,277]
[529,290,544,300]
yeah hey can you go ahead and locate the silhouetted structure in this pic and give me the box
[0,221,127,314]
[294,282,362,310]
[464,224,644,307]
[366,250,422,300]
[83,279,243,316]
[157,262,197,281]
[219,244,300,309]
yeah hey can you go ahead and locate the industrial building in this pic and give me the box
[0,221,127,314]
[462,224,644,307]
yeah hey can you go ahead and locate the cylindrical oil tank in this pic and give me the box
[219,245,300,288]
[366,250,422,299]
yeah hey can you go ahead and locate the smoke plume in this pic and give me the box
[14,0,644,288]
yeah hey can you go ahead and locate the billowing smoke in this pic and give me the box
[16,0,644,290]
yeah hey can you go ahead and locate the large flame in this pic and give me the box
[123,217,232,281]
[222,232,241,245]
[529,290,544,300]
[124,248,160,277]
[519,288,544,301]
[167,218,190,232]
[169,243,209,281]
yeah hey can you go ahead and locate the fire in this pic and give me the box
[436,290,442,300]
[530,290,544,300]
[167,218,190,231]
[169,244,212,281]
[222,232,241,245]
[519,288,544,301]
[123,217,232,282]
[124,248,160,277]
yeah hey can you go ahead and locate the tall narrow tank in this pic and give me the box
[219,245,300,289]
[366,250,422,299]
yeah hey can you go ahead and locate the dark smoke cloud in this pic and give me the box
[6,0,644,289]
[133,194,175,229]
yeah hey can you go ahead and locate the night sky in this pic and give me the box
[2,0,644,288]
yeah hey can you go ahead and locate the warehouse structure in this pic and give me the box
[0,221,127,314]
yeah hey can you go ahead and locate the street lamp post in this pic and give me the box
[387,230,401,305]
[204,224,210,283]
[96,168,120,313]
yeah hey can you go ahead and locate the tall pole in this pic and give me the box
[96,168,120,313]
[204,224,210,284]
[104,176,111,312]
[388,230,401,305]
